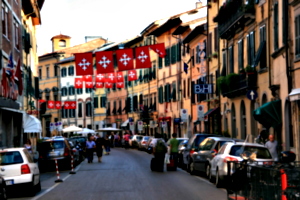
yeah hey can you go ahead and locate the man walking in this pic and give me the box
[168,133,180,169]
[265,134,279,161]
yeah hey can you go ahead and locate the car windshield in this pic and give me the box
[194,135,209,146]
[0,151,23,165]
[38,141,64,151]
[229,145,272,159]
[136,136,143,141]
[144,137,150,140]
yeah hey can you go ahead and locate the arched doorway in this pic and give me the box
[240,101,246,139]
[231,103,236,138]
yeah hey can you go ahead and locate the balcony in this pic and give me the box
[217,72,257,98]
[214,0,255,39]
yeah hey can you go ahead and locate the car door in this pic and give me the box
[210,143,227,176]
[198,138,215,172]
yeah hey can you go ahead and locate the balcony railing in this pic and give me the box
[214,0,255,39]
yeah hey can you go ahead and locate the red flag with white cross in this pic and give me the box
[116,82,124,88]
[107,73,116,83]
[64,101,77,109]
[74,77,83,89]
[75,52,93,76]
[55,101,62,109]
[116,49,134,71]
[116,71,124,82]
[135,46,151,69]
[83,75,93,82]
[105,82,113,88]
[96,51,114,74]
[128,70,137,81]
[85,81,94,88]
[95,82,104,88]
[149,43,166,58]
[96,73,106,82]
[47,100,55,109]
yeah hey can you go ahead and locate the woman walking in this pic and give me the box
[104,135,111,155]
[96,136,105,162]
[86,135,96,163]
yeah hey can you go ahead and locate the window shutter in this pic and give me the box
[158,57,163,69]
[274,2,279,50]
[172,82,176,101]
[191,81,195,104]
[177,42,181,62]
[238,40,243,70]
[196,45,200,63]
[94,97,98,108]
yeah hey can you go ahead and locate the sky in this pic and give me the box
[36,0,201,56]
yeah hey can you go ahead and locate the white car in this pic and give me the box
[209,142,274,188]
[0,148,41,196]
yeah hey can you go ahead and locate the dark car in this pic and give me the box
[188,136,243,176]
[181,133,220,171]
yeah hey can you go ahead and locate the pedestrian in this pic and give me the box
[110,133,115,148]
[104,135,111,155]
[114,133,120,147]
[95,136,105,163]
[24,139,33,154]
[85,135,96,163]
[153,138,167,172]
[123,131,130,149]
[167,133,180,169]
[265,134,279,161]
[255,130,268,144]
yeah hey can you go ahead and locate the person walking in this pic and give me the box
[86,135,96,163]
[152,138,167,172]
[104,135,111,155]
[24,139,33,154]
[95,136,105,162]
[265,134,279,161]
[168,133,180,169]
[123,131,130,149]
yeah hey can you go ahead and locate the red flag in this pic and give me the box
[83,75,93,82]
[74,77,83,89]
[128,70,137,81]
[95,51,114,74]
[116,82,124,88]
[14,58,23,95]
[107,73,116,83]
[96,73,106,82]
[75,52,93,76]
[149,43,166,58]
[70,101,76,109]
[116,48,134,71]
[64,101,77,109]
[116,72,124,82]
[105,82,113,88]
[85,81,94,88]
[47,100,55,109]
[55,101,62,109]
[135,46,151,69]
[95,82,104,88]
[1,68,7,97]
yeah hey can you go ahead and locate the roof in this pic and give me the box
[182,24,206,44]
[51,34,71,40]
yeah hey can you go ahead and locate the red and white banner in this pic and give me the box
[83,75,93,82]
[95,82,104,88]
[116,82,124,88]
[14,58,23,95]
[96,73,106,82]
[55,101,62,109]
[64,101,76,109]
[85,81,94,88]
[95,51,114,74]
[149,43,166,58]
[47,100,55,109]
[128,70,137,81]
[105,82,113,88]
[116,49,134,71]
[107,73,116,83]
[75,52,93,76]
[116,71,124,82]
[135,46,151,69]
[74,77,83,89]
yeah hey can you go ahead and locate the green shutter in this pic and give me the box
[158,57,163,69]
[165,48,170,66]
[274,2,279,50]
[177,43,181,62]
[172,83,176,101]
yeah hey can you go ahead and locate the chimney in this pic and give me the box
[196,1,202,8]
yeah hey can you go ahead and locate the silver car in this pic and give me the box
[138,136,153,150]
[209,142,274,188]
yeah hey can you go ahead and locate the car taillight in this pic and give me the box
[263,161,273,165]
[142,141,147,144]
[189,150,195,156]
[21,164,31,174]
[72,149,77,153]
[223,156,238,163]
[64,148,70,156]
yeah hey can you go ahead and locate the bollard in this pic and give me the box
[69,155,76,174]
[280,168,287,200]
[54,159,63,183]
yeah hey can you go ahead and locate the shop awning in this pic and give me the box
[23,113,42,133]
[252,100,282,129]
[121,119,129,127]
[204,107,220,116]
[289,88,300,101]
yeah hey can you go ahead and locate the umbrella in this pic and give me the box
[97,127,121,132]
[77,128,96,135]
[62,125,83,133]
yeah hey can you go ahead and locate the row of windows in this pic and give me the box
[61,102,92,118]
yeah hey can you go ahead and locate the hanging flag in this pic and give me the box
[5,52,14,79]
[96,73,106,82]
[128,70,137,81]
[85,80,94,88]
[1,68,7,97]
[47,100,55,109]
[116,71,124,82]
[107,73,116,83]
[95,82,104,88]
[184,62,189,74]
[14,58,23,95]
[105,82,113,88]
[75,52,93,76]
[55,101,62,109]
[135,46,151,69]
[149,43,166,58]
[165,102,168,113]
[116,82,124,88]
[74,77,83,89]
[116,48,134,71]
[64,101,77,109]
[83,75,93,82]
[95,51,114,74]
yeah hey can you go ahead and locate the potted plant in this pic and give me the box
[245,65,256,74]
[217,76,228,94]
[206,55,212,62]
[212,52,218,58]
[225,73,239,91]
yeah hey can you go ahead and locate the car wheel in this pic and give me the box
[209,169,215,183]
[216,169,223,188]
[27,181,36,197]
[189,161,195,175]
[205,164,211,178]
[35,181,41,193]
[0,182,7,200]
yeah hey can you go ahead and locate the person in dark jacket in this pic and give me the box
[104,135,111,155]
[95,136,105,162]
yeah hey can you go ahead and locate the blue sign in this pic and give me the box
[194,84,213,94]
[246,90,258,100]
[129,117,133,122]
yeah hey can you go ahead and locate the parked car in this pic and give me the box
[181,133,220,170]
[37,136,79,170]
[0,148,40,197]
[129,135,143,148]
[188,137,243,176]
[209,142,274,188]
[68,136,87,161]
[0,175,7,200]
[138,136,153,150]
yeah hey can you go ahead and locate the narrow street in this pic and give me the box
[10,147,226,200]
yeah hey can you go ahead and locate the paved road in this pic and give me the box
[9,147,227,200]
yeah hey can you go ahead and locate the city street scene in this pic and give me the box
[0,0,300,199]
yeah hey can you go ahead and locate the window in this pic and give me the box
[68,86,75,95]
[158,57,163,69]
[54,65,58,77]
[77,88,83,95]
[68,66,74,76]
[85,88,92,93]
[183,79,186,98]
[164,84,171,102]
[228,46,234,73]
[46,65,50,78]
[13,19,19,48]
[238,40,244,70]
[100,96,106,108]
[247,31,255,66]
[221,51,227,76]
[273,2,279,50]
[2,4,8,36]
[78,103,82,117]
[153,93,157,110]
[69,109,75,118]
[94,97,98,108]
[86,102,92,117]
[295,15,300,59]
[62,108,68,118]
[214,27,219,52]
[39,68,42,79]
[208,33,212,56]
[133,95,138,111]
[164,48,170,66]
[59,39,66,47]
[187,78,190,97]
[259,25,267,69]
[61,87,67,96]
[61,68,67,77]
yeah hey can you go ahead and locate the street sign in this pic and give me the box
[137,120,143,131]
[180,109,188,122]
[129,122,134,131]
[194,84,213,94]
[197,105,204,121]
[161,121,167,128]
[246,90,258,100]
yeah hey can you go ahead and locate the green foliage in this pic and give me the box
[245,65,256,73]
[226,73,239,91]
[217,76,227,93]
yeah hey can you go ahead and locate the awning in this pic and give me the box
[253,100,282,129]
[289,88,300,101]
[23,113,42,133]
[204,107,220,116]
[121,119,129,127]
[254,41,266,66]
